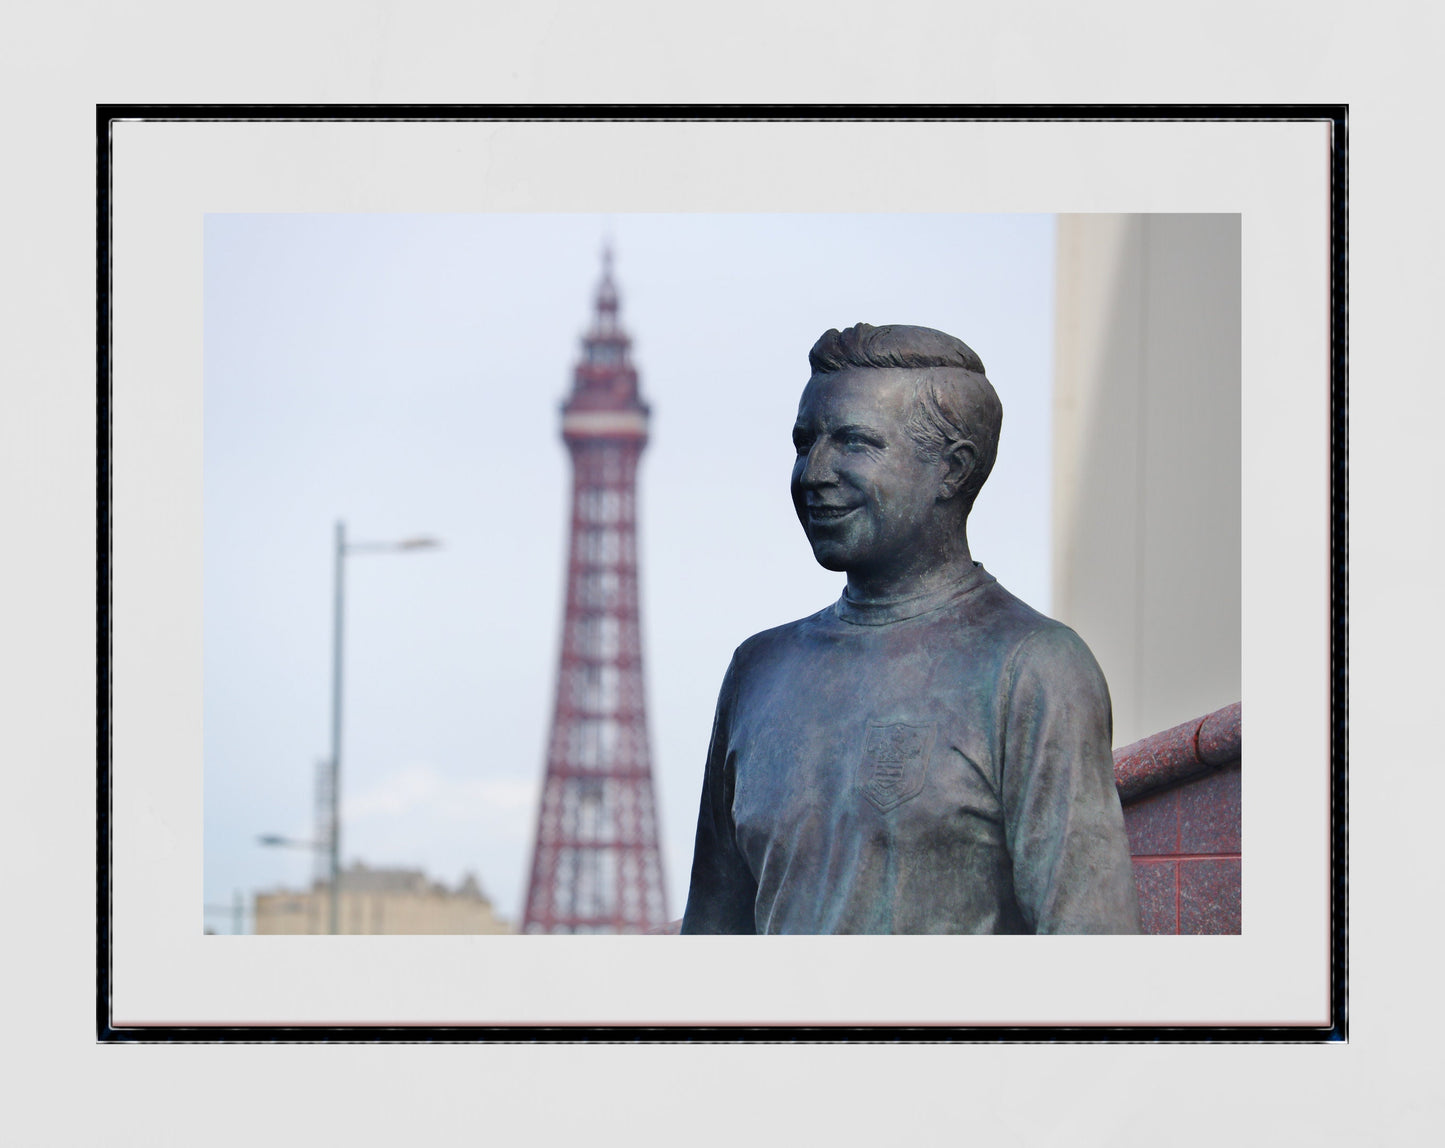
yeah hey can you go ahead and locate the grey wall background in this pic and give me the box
[6,12,1400,1139]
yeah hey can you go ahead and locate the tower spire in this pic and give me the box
[590,243,621,336]
[521,249,667,934]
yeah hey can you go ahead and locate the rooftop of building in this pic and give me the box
[260,861,493,902]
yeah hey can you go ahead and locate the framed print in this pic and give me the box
[99,107,1344,1037]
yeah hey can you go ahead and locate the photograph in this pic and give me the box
[201,212,1242,944]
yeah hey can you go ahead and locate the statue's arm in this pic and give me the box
[999,626,1142,935]
[680,658,758,934]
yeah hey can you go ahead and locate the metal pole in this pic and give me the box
[329,519,345,934]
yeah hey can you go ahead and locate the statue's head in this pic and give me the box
[791,323,1002,580]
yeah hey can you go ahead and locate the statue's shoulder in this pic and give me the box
[731,605,837,669]
[994,619,1107,713]
[974,580,1105,686]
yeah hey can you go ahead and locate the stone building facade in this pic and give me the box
[254,862,511,935]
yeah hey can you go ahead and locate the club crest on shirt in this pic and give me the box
[859,720,936,812]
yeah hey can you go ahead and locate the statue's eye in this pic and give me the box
[792,432,812,456]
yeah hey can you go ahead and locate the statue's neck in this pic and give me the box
[844,533,975,605]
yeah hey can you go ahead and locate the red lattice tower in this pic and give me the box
[521,249,669,933]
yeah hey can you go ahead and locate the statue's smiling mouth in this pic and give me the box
[807,504,858,522]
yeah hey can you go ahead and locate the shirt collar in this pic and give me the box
[834,563,993,626]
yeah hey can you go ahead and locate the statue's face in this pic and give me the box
[791,368,947,579]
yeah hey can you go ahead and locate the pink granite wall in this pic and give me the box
[1124,763,1241,934]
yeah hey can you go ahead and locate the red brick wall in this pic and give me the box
[1124,764,1241,934]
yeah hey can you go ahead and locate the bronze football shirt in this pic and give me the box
[681,565,1142,934]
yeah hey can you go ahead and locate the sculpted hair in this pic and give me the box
[808,323,1003,511]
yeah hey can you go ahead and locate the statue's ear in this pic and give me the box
[938,439,976,502]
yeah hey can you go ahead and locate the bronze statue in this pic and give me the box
[681,323,1141,934]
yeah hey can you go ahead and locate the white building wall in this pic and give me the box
[1053,215,1241,746]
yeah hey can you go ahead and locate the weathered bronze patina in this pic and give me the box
[681,323,1141,934]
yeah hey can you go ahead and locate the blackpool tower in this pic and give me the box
[520,249,669,933]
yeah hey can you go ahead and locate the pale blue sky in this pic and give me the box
[203,213,1057,929]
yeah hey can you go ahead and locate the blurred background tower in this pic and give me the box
[521,250,669,933]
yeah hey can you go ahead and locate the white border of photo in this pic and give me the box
[110,117,1330,1027]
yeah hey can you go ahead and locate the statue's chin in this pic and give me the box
[807,541,852,573]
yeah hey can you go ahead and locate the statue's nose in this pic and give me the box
[797,442,835,487]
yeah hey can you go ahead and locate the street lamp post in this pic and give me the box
[329,521,345,936]
[326,520,440,934]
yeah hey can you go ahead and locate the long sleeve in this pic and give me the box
[680,656,758,934]
[1000,626,1142,934]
